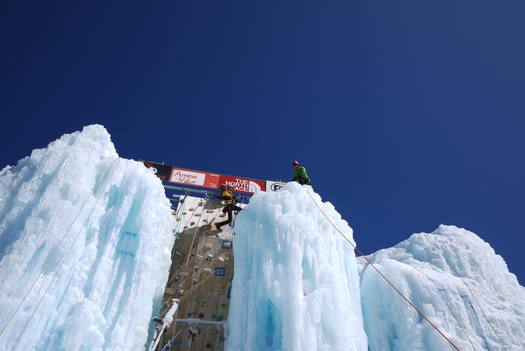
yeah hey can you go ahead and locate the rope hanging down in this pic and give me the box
[406,262,477,351]
[9,158,121,351]
[464,282,506,350]
[306,190,461,351]
[0,158,120,343]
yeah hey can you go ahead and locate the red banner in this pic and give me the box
[170,167,220,189]
[143,160,268,193]
[219,175,266,194]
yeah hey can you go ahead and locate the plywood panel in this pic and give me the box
[154,196,238,351]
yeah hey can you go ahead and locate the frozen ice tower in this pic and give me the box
[359,225,525,351]
[227,182,368,351]
[1,124,523,351]
[0,125,175,350]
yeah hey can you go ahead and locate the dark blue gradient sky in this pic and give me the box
[1,1,524,283]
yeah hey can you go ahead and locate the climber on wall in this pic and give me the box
[292,160,311,185]
[215,185,243,231]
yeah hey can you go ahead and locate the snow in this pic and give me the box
[360,225,525,351]
[0,125,175,350]
[226,180,525,351]
[226,182,368,351]
[1,125,524,351]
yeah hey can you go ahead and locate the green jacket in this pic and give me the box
[293,166,308,180]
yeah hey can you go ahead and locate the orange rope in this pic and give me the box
[306,190,461,351]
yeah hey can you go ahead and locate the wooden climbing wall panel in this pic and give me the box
[156,196,239,351]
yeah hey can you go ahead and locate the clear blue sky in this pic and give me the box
[1,1,524,283]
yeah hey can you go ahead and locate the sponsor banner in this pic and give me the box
[145,160,269,193]
[203,173,220,188]
[143,161,172,182]
[170,167,220,189]
[219,175,266,194]
[266,181,287,192]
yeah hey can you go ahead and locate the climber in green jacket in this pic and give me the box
[292,160,311,185]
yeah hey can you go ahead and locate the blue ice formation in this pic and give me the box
[227,182,368,351]
[359,225,525,351]
[0,125,175,350]
[1,125,524,351]
[227,180,525,351]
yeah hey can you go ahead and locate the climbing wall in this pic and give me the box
[156,195,240,351]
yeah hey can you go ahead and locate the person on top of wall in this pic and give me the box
[292,160,311,185]
[215,185,243,231]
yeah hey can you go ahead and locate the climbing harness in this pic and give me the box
[306,189,462,351]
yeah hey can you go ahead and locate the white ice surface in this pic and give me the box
[360,225,525,351]
[227,182,367,351]
[0,125,175,350]
[3,126,523,351]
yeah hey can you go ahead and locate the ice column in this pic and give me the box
[227,182,367,351]
[0,125,175,350]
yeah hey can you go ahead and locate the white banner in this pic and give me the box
[170,168,206,186]
[266,181,286,192]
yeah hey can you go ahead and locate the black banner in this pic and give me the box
[143,161,172,182]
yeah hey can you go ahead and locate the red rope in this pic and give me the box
[307,191,461,351]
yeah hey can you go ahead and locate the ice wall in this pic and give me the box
[0,125,175,350]
[360,225,525,351]
[227,182,367,351]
